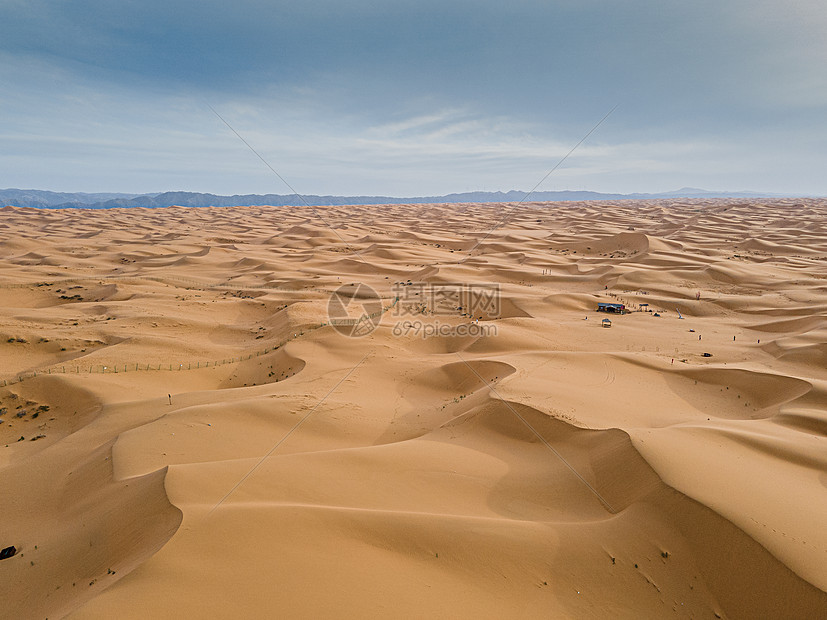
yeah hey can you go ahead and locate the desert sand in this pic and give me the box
[0,198,826,619]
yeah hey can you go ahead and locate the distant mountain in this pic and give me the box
[0,187,805,209]
[644,187,788,199]
[0,188,150,208]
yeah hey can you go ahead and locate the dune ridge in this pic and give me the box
[1,198,826,618]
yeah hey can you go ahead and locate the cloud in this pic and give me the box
[1,1,825,195]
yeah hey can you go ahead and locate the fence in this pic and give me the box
[0,273,354,296]
[1,297,399,388]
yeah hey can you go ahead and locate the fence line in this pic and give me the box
[0,273,398,299]
[1,298,398,389]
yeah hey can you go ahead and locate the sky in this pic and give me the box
[1,0,826,197]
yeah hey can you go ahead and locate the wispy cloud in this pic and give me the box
[1,1,825,195]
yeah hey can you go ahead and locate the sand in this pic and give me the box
[0,198,825,618]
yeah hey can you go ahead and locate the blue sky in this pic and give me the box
[1,0,825,196]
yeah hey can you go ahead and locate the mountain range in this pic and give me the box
[0,187,806,209]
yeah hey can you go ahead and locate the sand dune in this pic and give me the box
[1,198,826,618]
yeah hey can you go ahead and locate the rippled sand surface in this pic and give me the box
[1,199,826,618]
